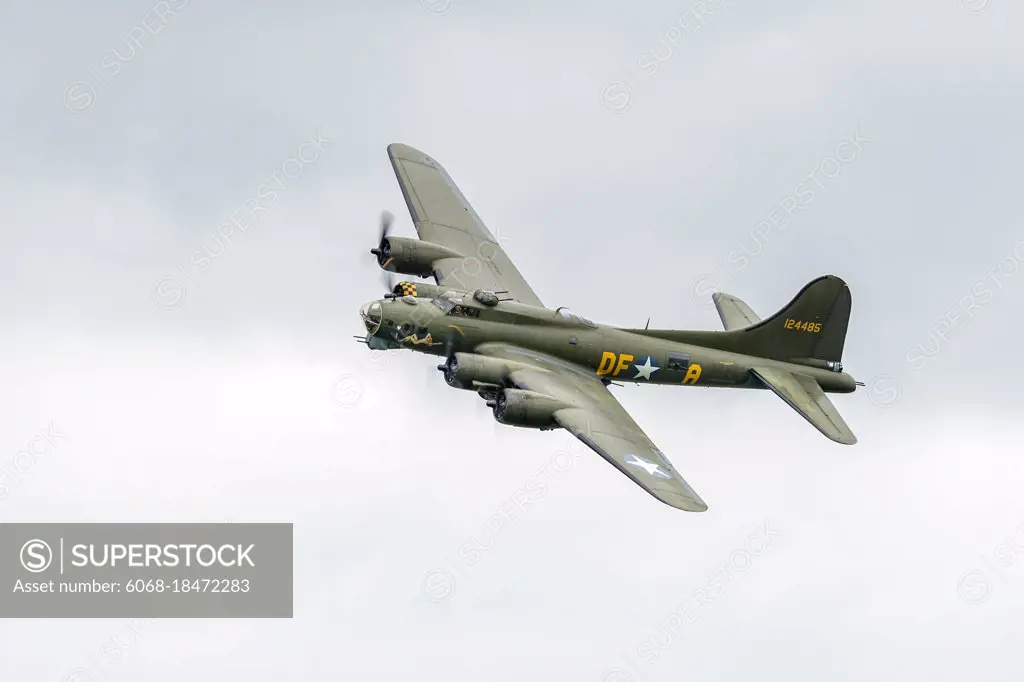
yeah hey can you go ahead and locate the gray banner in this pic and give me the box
[0,523,292,618]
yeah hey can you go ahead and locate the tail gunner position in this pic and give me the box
[358,143,862,512]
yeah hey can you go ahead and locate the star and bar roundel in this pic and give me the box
[596,351,703,384]
[632,355,659,380]
[624,453,672,479]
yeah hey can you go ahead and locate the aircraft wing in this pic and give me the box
[751,366,857,445]
[712,292,761,330]
[478,344,708,512]
[387,143,544,307]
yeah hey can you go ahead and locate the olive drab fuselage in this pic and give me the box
[358,291,856,394]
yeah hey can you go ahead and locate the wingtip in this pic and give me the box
[662,491,709,512]
[825,427,858,445]
[828,433,857,445]
[387,142,432,165]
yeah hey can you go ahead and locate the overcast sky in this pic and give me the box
[3,0,1024,679]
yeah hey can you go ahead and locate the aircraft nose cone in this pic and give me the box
[359,300,383,335]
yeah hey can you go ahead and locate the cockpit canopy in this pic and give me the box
[431,297,455,313]
[556,307,596,327]
[432,296,481,318]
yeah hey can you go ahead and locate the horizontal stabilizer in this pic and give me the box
[712,292,761,330]
[752,367,857,445]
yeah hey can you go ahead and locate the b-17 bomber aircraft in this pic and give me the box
[358,143,862,512]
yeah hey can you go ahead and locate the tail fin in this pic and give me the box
[623,275,851,364]
[739,275,851,363]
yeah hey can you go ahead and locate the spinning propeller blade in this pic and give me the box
[369,211,394,270]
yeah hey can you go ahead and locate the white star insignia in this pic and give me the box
[624,454,672,479]
[633,356,660,381]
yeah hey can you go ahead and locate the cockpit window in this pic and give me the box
[432,298,455,313]
[449,304,481,318]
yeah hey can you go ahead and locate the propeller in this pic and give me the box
[365,211,402,298]
[432,329,460,387]
[424,329,464,396]
[489,386,505,440]
[369,211,393,270]
[380,270,398,297]
[442,330,458,361]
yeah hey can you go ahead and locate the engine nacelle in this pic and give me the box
[488,388,568,431]
[439,352,525,391]
[377,237,465,278]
